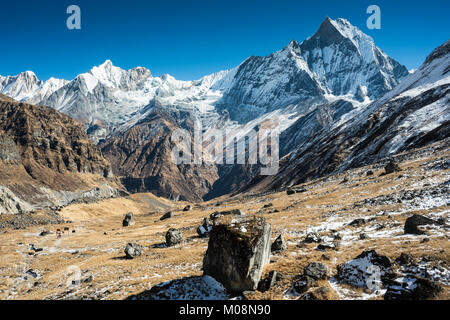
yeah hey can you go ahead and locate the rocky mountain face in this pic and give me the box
[248,40,450,192]
[100,107,219,201]
[0,95,120,214]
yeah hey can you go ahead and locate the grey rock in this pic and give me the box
[384,161,402,174]
[165,228,183,246]
[203,216,271,293]
[124,242,142,259]
[183,205,192,211]
[122,212,135,227]
[160,211,173,221]
[293,275,315,294]
[304,262,328,280]
[271,234,287,253]
[404,214,443,235]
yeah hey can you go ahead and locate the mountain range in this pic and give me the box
[1,17,447,204]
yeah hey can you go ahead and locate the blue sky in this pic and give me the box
[0,0,448,81]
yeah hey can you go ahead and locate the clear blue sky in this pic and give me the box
[0,0,448,81]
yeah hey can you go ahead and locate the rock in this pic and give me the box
[304,232,322,243]
[165,228,183,246]
[203,216,271,293]
[404,214,442,235]
[122,212,135,227]
[384,277,442,300]
[304,262,328,280]
[183,205,192,212]
[197,218,213,238]
[293,275,315,294]
[287,187,306,195]
[124,242,142,259]
[316,243,335,251]
[160,211,173,221]
[210,209,244,221]
[366,170,374,176]
[305,286,330,300]
[337,250,392,288]
[271,234,287,253]
[263,203,273,209]
[348,218,366,227]
[321,254,330,260]
[39,230,51,236]
[396,253,414,265]
[384,161,402,174]
[359,232,368,240]
[257,271,278,292]
[129,276,230,300]
[83,275,94,283]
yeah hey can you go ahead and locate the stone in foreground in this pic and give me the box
[203,216,271,293]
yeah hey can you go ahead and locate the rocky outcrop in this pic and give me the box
[271,234,287,253]
[203,216,271,293]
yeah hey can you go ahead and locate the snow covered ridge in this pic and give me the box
[0,17,408,143]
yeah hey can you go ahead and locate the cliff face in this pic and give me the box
[0,97,120,214]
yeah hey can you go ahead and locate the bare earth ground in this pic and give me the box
[0,145,448,300]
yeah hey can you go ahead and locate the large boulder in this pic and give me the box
[165,228,183,246]
[203,216,271,293]
[404,214,442,235]
[304,262,328,280]
[124,243,142,259]
[122,212,135,227]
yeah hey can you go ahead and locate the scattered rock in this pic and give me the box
[321,254,330,260]
[366,170,374,176]
[396,253,415,266]
[197,218,213,238]
[384,277,443,300]
[183,205,192,212]
[316,243,335,251]
[210,209,244,221]
[122,212,135,227]
[203,216,271,293]
[404,214,443,235]
[359,233,369,240]
[271,234,287,253]
[263,203,273,209]
[293,275,315,294]
[160,211,173,221]
[287,187,306,195]
[304,262,328,280]
[348,218,366,227]
[124,243,142,259]
[384,161,402,174]
[258,271,279,292]
[39,230,51,236]
[165,228,183,246]
[304,232,322,243]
